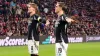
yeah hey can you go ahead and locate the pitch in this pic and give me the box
[0,42,100,56]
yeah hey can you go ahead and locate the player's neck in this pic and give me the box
[58,10,64,17]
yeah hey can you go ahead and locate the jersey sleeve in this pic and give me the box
[32,14,46,24]
[61,15,66,22]
[60,15,68,24]
[38,17,46,24]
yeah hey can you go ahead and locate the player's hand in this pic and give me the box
[66,17,75,23]
[70,16,79,23]
[45,20,50,26]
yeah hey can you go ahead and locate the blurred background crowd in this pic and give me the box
[0,0,100,36]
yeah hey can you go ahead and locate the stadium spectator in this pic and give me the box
[0,0,100,36]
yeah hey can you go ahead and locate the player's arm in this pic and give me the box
[36,15,50,26]
[66,17,74,23]
[45,19,50,26]
[66,16,79,23]
[32,15,46,23]
[37,17,46,24]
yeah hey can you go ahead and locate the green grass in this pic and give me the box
[0,42,100,56]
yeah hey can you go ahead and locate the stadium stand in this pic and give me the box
[0,0,100,36]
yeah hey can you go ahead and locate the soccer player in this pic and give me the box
[27,3,46,56]
[54,2,75,56]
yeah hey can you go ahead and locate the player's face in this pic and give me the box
[55,3,61,13]
[27,4,36,14]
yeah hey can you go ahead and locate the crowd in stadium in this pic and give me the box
[0,0,100,36]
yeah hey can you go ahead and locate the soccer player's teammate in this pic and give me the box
[54,2,75,56]
[27,3,46,56]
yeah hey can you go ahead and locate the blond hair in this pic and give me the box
[27,3,40,15]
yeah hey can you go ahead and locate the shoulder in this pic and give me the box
[60,14,67,19]
[32,14,41,20]
[34,14,40,18]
